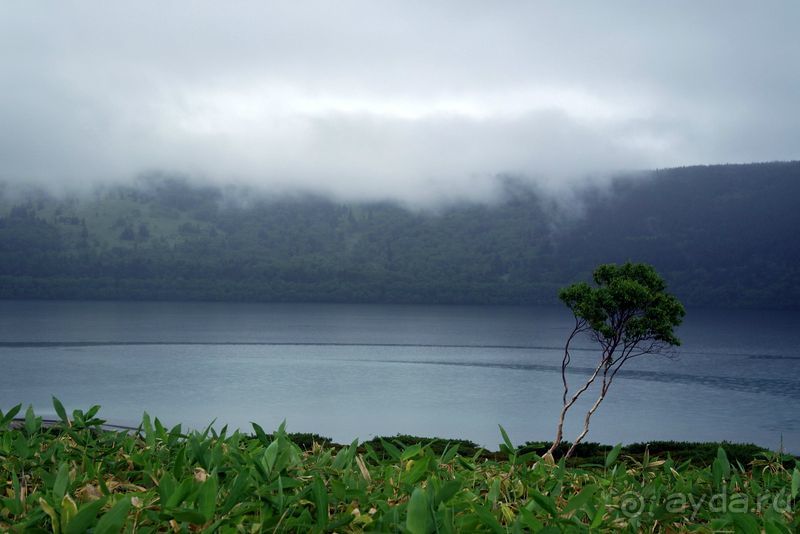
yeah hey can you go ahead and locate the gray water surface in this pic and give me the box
[0,300,798,451]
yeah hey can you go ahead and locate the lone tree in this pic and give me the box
[546,262,685,459]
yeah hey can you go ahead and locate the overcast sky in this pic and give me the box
[1,1,798,203]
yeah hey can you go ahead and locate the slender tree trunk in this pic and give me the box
[546,357,604,457]
[560,321,583,405]
[565,382,609,458]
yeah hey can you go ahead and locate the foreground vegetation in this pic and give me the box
[1,402,798,532]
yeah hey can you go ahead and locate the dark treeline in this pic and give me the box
[1,161,798,308]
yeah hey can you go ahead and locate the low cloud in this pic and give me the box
[1,1,798,203]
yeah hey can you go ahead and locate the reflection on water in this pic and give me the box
[0,300,798,451]
[347,358,800,400]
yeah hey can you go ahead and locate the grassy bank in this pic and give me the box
[1,402,798,532]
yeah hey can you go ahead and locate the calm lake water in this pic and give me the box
[0,300,798,452]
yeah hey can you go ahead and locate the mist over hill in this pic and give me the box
[1,161,798,309]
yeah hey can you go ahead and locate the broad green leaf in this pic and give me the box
[141,412,155,448]
[59,495,78,533]
[327,512,355,530]
[52,397,70,427]
[84,405,101,421]
[434,480,462,506]
[605,443,623,468]
[65,498,107,534]
[712,447,730,489]
[39,497,60,534]
[14,434,31,459]
[406,487,431,534]
[98,475,111,496]
[441,443,460,463]
[473,504,505,534]
[730,512,760,534]
[401,443,423,461]
[564,484,598,514]
[498,425,515,454]
[199,419,216,440]
[165,478,194,509]
[401,456,431,485]
[171,508,207,524]
[590,500,606,529]
[791,468,799,500]
[487,478,501,504]
[529,489,558,517]
[380,438,402,460]
[220,469,251,515]
[251,421,270,445]
[361,441,381,464]
[517,451,541,465]
[517,507,544,531]
[71,409,85,427]
[312,476,328,528]
[763,520,791,534]
[0,403,21,428]
[9,471,22,514]
[24,405,41,434]
[263,439,279,473]
[53,463,70,501]
[154,417,166,440]
[173,445,186,478]
[158,472,177,505]
[456,456,475,471]
[94,496,132,534]
[197,476,218,521]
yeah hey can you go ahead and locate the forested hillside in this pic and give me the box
[1,161,798,308]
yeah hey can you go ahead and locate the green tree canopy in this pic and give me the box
[559,262,685,353]
[548,262,686,459]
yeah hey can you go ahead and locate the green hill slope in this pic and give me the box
[1,161,799,308]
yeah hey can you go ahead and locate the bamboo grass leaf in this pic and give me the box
[441,443,460,464]
[53,463,70,502]
[529,489,558,518]
[434,480,462,507]
[730,512,760,534]
[24,405,41,434]
[473,503,505,534]
[197,476,218,521]
[171,508,207,525]
[401,443,423,461]
[250,421,270,446]
[59,495,78,533]
[605,443,623,468]
[52,397,70,427]
[65,498,107,534]
[563,484,598,515]
[498,425,515,455]
[94,496,132,534]
[311,476,328,529]
[406,487,431,534]
[380,438,402,460]
[39,498,60,534]
[0,403,21,428]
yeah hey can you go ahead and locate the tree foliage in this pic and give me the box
[548,262,685,459]
[560,262,685,350]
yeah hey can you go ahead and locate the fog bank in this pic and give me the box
[2,1,798,204]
